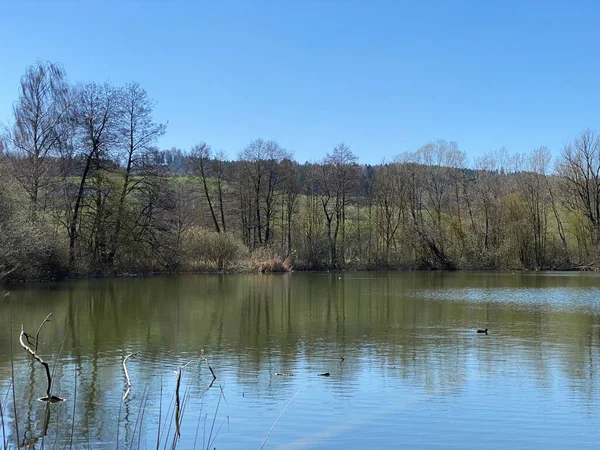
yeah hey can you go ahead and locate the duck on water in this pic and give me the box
[477,328,488,334]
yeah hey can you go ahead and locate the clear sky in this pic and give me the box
[1,0,599,165]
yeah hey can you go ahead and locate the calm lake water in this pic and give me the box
[1,271,600,449]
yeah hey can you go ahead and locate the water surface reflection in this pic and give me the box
[1,272,599,448]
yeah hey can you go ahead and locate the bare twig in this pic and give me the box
[9,308,20,448]
[0,397,6,450]
[34,313,52,352]
[156,375,162,450]
[171,360,197,446]
[116,389,123,450]
[19,325,63,402]
[122,352,139,400]
[259,390,300,450]
[69,366,77,450]
[192,397,206,450]
[174,367,182,441]
[207,416,227,450]
[130,376,152,450]
[218,384,229,406]
[51,333,68,390]
[200,349,217,380]
[206,390,223,450]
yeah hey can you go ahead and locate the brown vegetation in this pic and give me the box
[249,250,293,273]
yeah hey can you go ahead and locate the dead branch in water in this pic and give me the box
[172,360,194,443]
[174,367,182,440]
[19,322,63,402]
[172,360,195,444]
[122,352,139,400]
[200,349,217,380]
[34,313,52,352]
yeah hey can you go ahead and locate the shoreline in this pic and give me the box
[2,264,597,288]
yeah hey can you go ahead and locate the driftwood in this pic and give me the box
[19,315,64,402]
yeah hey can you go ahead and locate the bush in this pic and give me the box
[0,221,68,284]
[183,227,247,271]
[0,168,68,284]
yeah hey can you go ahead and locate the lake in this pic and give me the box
[1,271,600,449]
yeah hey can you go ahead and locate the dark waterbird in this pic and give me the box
[477,328,488,334]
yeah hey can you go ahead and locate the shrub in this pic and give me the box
[183,227,247,271]
[0,221,68,284]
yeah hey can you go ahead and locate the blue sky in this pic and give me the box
[1,0,599,165]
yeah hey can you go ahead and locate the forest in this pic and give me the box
[1,60,600,283]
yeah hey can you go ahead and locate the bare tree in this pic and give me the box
[557,130,600,260]
[400,140,463,269]
[107,82,166,268]
[546,174,570,266]
[5,60,69,219]
[189,142,221,233]
[373,163,407,265]
[316,143,359,267]
[237,138,290,247]
[67,82,120,270]
[280,158,300,255]
[515,147,552,268]
[302,164,328,267]
[473,151,504,256]
[213,151,228,233]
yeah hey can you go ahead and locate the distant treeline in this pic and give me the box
[1,60,600,283]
